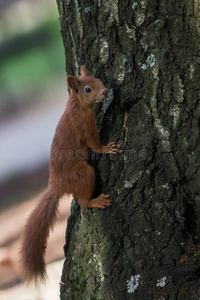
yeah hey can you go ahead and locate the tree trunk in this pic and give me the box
[56,0,200,299]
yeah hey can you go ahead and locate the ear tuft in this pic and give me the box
[67,75,80,92]
[80,66,90,77]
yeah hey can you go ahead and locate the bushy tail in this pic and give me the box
[20,187,60,284]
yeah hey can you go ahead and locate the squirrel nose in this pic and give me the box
[101,88,108,97]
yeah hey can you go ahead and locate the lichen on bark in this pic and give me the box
[57,0,200,299]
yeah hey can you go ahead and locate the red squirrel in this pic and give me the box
[20,66,120,283]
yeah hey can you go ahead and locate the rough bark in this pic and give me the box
[56,0,200,299]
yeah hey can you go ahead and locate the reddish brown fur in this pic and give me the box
[20,188,59,283]
[20,66,120,283]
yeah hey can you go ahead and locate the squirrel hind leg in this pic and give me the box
[71,162,95,207]
[72,162,111,209]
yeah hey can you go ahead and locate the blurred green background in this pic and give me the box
[0,0,65,115]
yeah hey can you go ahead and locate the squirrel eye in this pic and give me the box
[85,87,92,93]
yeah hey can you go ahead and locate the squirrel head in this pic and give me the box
[67,66,108,106]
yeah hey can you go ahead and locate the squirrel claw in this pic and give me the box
[90,194,111,209]
[103,142,123,154]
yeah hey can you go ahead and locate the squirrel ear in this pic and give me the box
[80,65,90,77]
[67,75,80,92]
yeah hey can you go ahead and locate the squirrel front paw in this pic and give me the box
[102,142,123,154]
